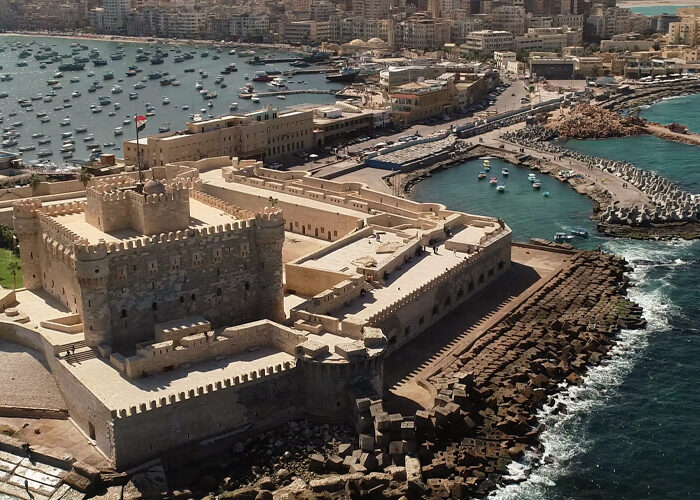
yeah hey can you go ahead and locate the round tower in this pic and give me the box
[12,200,43,290]
[253,210,285,323]
[74,240,111,347]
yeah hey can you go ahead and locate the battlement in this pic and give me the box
[72,217,270,260]
[109,360,296,419]
[38,212,88,247]
[13,198,43,219]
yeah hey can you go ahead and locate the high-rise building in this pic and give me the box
[103,0,129,32]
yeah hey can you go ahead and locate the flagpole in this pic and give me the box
[135,116,143,185]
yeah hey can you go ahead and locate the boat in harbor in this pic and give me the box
[111,85,123,94]
[554,232,574,243]
[158,122,170,132]
[37,150,53,157]
[162,96,170,105]
[533,182,541,190]
[114,127,123,135]
[542,191,550,197]
[251,95,260,103]
[326,67,360,83]
[489,177,498,185]
[71,90,81,98]
[238,83,254,98]
[57,62,84,71]
[129,92,138,100]
[229,102,238,111]
[134,81,146,89]
[478,172,486,180]
[75,126,87,133]
[32,132,44,139]
[496,184,506,192]
[60,117,71,126]
[253,71,272,82]
[18,145,35,152]
[268,77,287,90]
[103,71,114,80]
[501,168,509,176]
[570,228,588,238]
[37,138,51,145]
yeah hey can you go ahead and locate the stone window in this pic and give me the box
[488,268,494,277]
[148,260,157,275]
[117,266,127,281]
[240,243,250,257]
[192,251,202,267]
[213,248,222,264]
[432,305,439,316]
[121,309,127,318]
[498,261,504,270]
[170,255,181,271]
[478,274,484,284]
[152,302,158,310]
[244,281,250,290]
[468,281,474,292]
[419,316,425,326]
[216,288,222,296]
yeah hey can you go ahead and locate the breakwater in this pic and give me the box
[503,126,700,240]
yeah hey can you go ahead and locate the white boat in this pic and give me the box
[182,105,189,110]
[111,85,123,94]
[71,90,81,98]
[162,96,170,105]
[496,184,505,192]
[195,81,203,90]
[554,232,574,243]
[158,122,170,132]
[114,127,123,135]
[83,134,94,142]
[207,101,213,107]
[268,77,287,90]
[277,95,286,100]
[172,80,180,86]
[32,132,44,139]
[114,103,121,110]
[192,113,202,122]
[533,182,541,190]
[75,126,87,133]
[229,102,238,111]
[134,81,146,89]
[251,95,260,103]
[60,117,71,126]
[40,117,50,123]
[91,105,102,113]
[501,168,509,176]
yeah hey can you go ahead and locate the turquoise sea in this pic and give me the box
[412,112,700,498]
[0,35,343,163]
[640,93,700,134]
[627,4,688,15]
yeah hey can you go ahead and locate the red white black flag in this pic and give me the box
[135,115,147,131]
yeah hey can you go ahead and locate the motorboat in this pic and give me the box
[162,96,170,105]
[268,77,287,90]
[129,92,138,100]
[570,228,588,238]
[18,145,36,152]
[37,138,51,145]
[91,105,102,113]
[60,117,71,126]
[251,95,260,103]
[489,177,498,185]
[83,134,95,142]
[542,191,550,197]
[158,122,170,133]
[478,172,486,180]
[75,126,87,133]
[554,232,574,243]
[134,81,146,89]
[71,90,81,98]
[532,182,541,190]
[501,168,509,176]
[496,184,506,192]
[253,71,272,82]
[111,85,123,94]
[114,127,123,135]
[229,102,238,111]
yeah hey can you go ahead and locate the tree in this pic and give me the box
[29,174,40,195]
[78,167,92,189]
[268,196,278,207]
[7,260,20,290]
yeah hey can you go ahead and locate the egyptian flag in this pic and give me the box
[135,115,147,132]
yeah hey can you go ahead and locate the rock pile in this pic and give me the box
[503,126,700,227]
[544,104,646,139]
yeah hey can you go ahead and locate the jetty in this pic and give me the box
[252,88,336,97]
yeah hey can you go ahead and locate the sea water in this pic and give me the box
[0,35,344,162]
[627,4,689,15]
[639,93,700,134]
[411,120,700,499]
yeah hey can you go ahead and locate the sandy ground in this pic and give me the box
[0,340,65,411]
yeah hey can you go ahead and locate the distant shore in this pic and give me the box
[617,0,699,6]
[0,31,298,52]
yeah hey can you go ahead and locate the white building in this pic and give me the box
[463,30,515,52]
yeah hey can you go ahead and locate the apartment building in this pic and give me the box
[515,27,582,52]
[390,79,454,125]
[103,0,128,32]
[493,6,527,35]
[230,13,270,41]
[283,20,330,44]
[463,30,515,52]
[123,107,315,168]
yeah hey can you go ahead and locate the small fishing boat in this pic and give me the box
[501,168,509,176]
[18,145,35,152]
[60,117,71,126]
[532,182,541,190]
[478,172,486,180]
[38,138,51,145]
[542,191,550,197]
[114,127,123,135]
[129,92,138,100]
[489,177,498,185]
[554,232,574,243]
[162,96,170,105]
[496,184,505,192]
[83,134,95,142]
[251,95,260,103]
[570,228,588,238]
[75,126,87,133]
[158,122,170,133]
[31,132,44,138]
[37,149,53,157]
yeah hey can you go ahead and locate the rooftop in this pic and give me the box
[52,198,237,244]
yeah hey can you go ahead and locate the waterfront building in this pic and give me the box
[230,13,271,41]
[282,20,331,44]
[124,107,315,168]
[529,54,575,78]
[515,27,582,52]
[103,0,129,33]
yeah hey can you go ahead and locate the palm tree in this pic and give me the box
[29,174,40,196]
[7,260,20,290]
[268,196,278,207]
[78,168,92,189]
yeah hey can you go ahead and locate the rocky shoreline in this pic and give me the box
[113,247,641,500]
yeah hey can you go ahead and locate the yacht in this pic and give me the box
[129,92,138,100]
[268,77,287,90]
[75,126,87,133]
[111,85,123,94]
[71,90,81,98]
[501,168,509,176]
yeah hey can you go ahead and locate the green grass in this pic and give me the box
[0,248,22,289]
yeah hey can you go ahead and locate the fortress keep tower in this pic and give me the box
[14,168,285,350]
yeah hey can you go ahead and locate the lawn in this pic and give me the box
[0,248,22,289]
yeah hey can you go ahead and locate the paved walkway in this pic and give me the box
[383,244,571,414]
[0,448,74,500]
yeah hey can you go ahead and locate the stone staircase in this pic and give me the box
[56,340,97,364]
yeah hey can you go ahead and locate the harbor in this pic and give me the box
[0,35,347,163]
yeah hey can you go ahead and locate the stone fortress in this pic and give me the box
[6,157,511,470]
